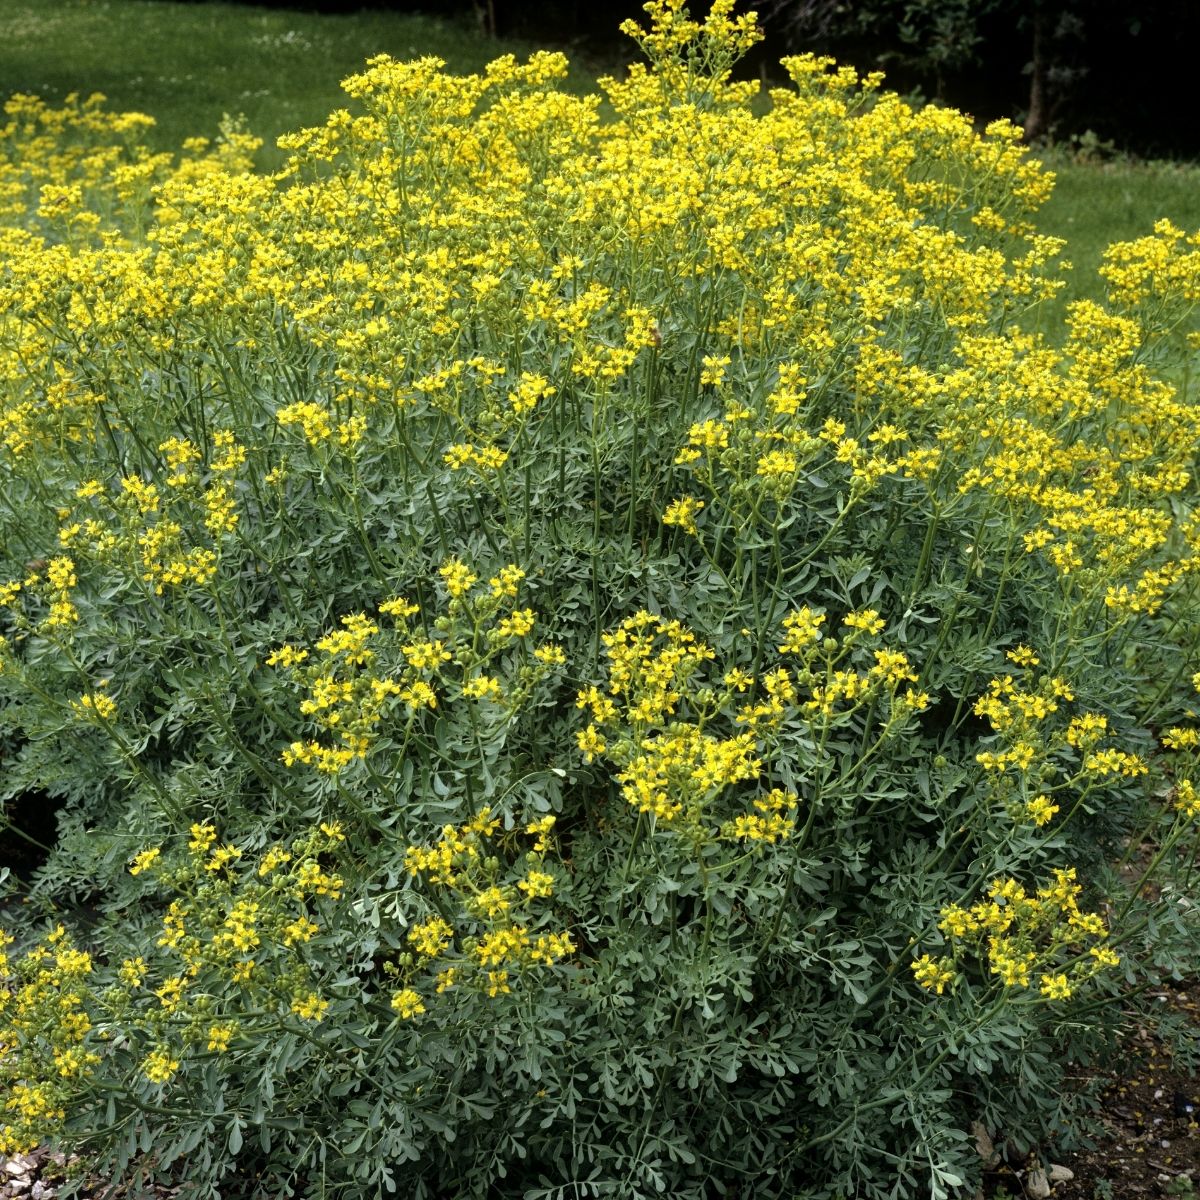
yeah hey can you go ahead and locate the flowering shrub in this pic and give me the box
[3,1,1200,1196]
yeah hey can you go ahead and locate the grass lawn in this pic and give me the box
[1037,154,1200,320]
[3,0,1200,304]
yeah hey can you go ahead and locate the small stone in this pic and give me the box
[30,1181,48,1199]
[8,1180,29,1196]
[1047,1163,1075,1183]
[4,1164,24,1178]
[972,1120,999,1168]
[1025,1167,1051,1199]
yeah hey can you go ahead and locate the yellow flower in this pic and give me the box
[495,608,536,640]
[576,724,607,762]
[1006,645,1039,667]
[188,823,217,854]
[911,954,954,995]
[207,1024,235,1052]
[291,992,329,1022]
[1024,796,1059,826]
[869,649,916,685]
[439,557,478,599]
[282,916,319,946]
[779,607,824,653]
[473,885,511,919]
[488,565,525,598]
[119,956,147,987]
[155,975,186,1010]
[525,814,556,852]
[128,847,161,876]
[462,674,502,701]
[266,644,309,668]
[231,960,255,984]
[699,354,731,386]
[258,845,293,875]
[756,449,797,480]
[662,495,704,535]
[843,609,885,636]
[1162,727,1200,751]
[507,372,555,415]
[1175,779,1200,819]
[142,1049,180,1085]
[517,870,555,899]
[277,401,332,445]
[401,639,452,671]
[408,918,454,959]
[400,680,438,711]
[206,843,242,872]
[379,596,419,620]
[1039,973,1072,1001]
[530,932,575,965]
[391,988,426,1019]
[1083,749,1148,778]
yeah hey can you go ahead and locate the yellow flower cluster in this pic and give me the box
[24,432,250,605]
[398,808,574,1012]
[274,558,562,773]
[914,868,1119,1000]
[0,0,1192,698]
[577,608,936,842]
[70,681,117,722]
[970,654,1151,828]
[0,821,346,1143]
[580,613,767,832]
[0,925,96,1154]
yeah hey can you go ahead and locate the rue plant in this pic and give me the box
[2,2,1200,1196]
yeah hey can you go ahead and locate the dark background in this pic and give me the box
[179,0,1198,159]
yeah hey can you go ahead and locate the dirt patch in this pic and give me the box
[982,984,1200,1199]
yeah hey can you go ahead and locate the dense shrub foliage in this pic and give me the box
[3,3,1200,1196]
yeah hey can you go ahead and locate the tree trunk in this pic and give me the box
[1024,0,1048,141]
[473,0,497,38]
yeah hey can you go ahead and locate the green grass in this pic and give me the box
[0,0,605,168]
[1035,153,1200,322]
[2,0,1200,307]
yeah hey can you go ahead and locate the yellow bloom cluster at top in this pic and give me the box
[0,0,1193,662]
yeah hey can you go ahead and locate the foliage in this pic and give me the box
[2,2,1200,1196]
[765,0,997,88]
